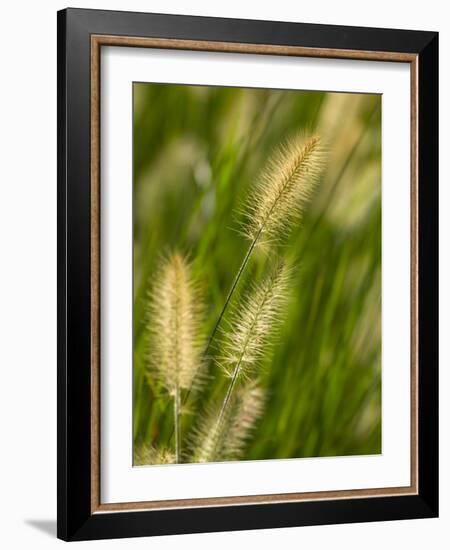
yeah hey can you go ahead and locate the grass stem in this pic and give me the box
[204,239,257,356]
[174,388,180,463]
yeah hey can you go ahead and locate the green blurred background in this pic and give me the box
[133,83,381,461]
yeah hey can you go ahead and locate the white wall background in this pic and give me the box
[0,1,447,547]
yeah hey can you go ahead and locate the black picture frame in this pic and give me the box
[57,7,438,541]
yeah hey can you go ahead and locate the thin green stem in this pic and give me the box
[174,389,180,463]
[216,365,239,431]
[204,239,257,356]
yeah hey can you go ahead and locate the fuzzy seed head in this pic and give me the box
[222,382,266,460]
[148,253,204,396]
[242,134,325,246]
[134,444,176,466]
[187,406,225,463]
[218,260,291,380]
[187,383,266,463]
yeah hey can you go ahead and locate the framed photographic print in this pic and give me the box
[57,8,438,541]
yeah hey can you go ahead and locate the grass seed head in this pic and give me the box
[218,259,291,381]
[147,252,205,396]
[242,134,325,246]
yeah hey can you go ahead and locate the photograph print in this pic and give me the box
[132,83,382,467]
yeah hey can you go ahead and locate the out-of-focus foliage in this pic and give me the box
[133,83,381,461]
